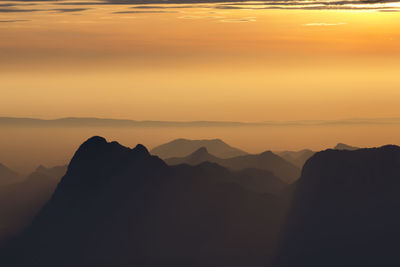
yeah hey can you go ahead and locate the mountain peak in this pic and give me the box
[334,143,359,151]
[192,146,209,155]
[133,144,149,155]
[83,136,107,146]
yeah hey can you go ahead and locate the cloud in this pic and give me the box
[0,8,39,12]
[52,8,91,12]
[113,10,178,13]
[303,22,347,26]
[0,19,30,22]
[3,0,400,13]
[220,17,256,22]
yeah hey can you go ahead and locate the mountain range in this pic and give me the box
[1,137,400,266]
[165,147,300,184]
[151,138,247,159]
[2,137,285,266]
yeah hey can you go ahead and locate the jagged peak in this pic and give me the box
[133,144,149,155]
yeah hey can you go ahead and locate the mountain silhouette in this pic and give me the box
[277,145,400,266]
[2,136,285,267]
[334,142,360,150]
[0,165,66,245]
[166,147,300,184]
[276,149,315,168]
[150,138,247,159]
[0,163,21,185]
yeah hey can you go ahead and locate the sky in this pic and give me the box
[1,0,400,171]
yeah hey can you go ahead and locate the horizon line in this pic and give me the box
[2,116,400,128]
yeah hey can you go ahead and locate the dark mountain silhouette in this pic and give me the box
[168,148,287,194]
[2,137,285,267]
[334,142,360,150]
[151,138,247,159]
[276,149,315,168]
[277,145,400,266]
[166,147,300,184]
[0,163,21,185]
[0,165,66,245]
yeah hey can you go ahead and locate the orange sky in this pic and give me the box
[1,4,400,121]
[1,1,400,171]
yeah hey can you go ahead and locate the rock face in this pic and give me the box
[166,147,301,184]
[2,137,285,267]
[277,145,400,266]
[150,138,248,159]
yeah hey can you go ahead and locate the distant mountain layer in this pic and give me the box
[151,138,247,159]
[276,149,315,168]
[165,147,300,184]
[0,165,66,245]
[1,137,285,267]
[0,163,21,186]
[278,146,400,266]
[2,117,400,128]
[334,143,360,150]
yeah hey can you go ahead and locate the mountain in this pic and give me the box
[166,147,301,184]
[168,148,286,194]
[2,137,285,267]
[0,165,66,245]
[276,149,315,168]
[334,142,360,150]
[277,145,400,266]
[0,163,21,185]
[151,138,248,159]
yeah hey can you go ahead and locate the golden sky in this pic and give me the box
[1,1,400,121]
[1,0,400,170]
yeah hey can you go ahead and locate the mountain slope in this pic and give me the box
[166,148,301,184]
[2,137,285,267]
[0,165,66,245]
[277,145,400,266]
[276,149,315,168]
[151,138,247,159]
[0,163,21,185]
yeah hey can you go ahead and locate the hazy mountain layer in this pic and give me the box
[276,149,315,168]
[0,163,22,186]
[0,165,66,245]
[166,147,301,184]
[151,138,248,159]
[334,143,360,150]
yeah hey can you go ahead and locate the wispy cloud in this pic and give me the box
[220,17,256,22]
[3,0,400,15]
[303,22,347,26]
[0,19,30,22]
